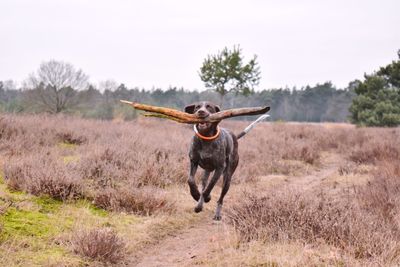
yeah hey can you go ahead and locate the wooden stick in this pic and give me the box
[208,106,270,121]
[120,100,201,123]
[142,113,188,123]
[120,100,270,124]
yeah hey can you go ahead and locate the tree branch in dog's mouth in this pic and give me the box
[120,100,270,123]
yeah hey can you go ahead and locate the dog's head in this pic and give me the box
[184,101,220,136]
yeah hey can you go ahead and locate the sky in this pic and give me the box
[0,0,399,91]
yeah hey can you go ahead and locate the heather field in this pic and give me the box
[1,114,400,266]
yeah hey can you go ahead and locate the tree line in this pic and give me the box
[0,79,354,122]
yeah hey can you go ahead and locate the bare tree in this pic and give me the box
[25,60,89,113]
[99,79,118,92]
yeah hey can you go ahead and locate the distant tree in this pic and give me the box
[97,80,118,119]
[0,80,16,102]
[99,80,118,93]
[0,80,24,113]
[112,83,138,120]
[25,60,89,113]
[350,51,400,126]
[0,81,4,102]
[199,45,261,106]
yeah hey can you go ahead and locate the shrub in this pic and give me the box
[357,160,400,223]
[3,153,83,201]
[75,144,187,189]
[0,116,21,140]
[93,187,175,215]
[71,228,126,264]
[227,188,400,261]
[56,131,87,145]
[281,141,320,164]
[349,139,400,164]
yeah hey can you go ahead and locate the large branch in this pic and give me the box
[120,100,270,124]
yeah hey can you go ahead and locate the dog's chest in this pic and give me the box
[199,147,217,161]
[197,142,225,168]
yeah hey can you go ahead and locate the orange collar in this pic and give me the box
[193,125,220,141]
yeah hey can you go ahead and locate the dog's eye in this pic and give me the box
[195,105,200,110]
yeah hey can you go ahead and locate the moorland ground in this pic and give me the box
[0,114,399,266]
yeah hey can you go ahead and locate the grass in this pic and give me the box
[0,177,206,266]
[1,208,59,239]
[34,196,63,213]
[0,185,79,266]
[58,142,78,150]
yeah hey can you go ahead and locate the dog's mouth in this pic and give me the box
[197,122,211,130]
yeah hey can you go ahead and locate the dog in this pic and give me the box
[184,101,268,220]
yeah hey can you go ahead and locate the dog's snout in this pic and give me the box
[196,108,209,118]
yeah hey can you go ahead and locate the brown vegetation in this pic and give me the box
[71,227,126,264]
[93,187,175,215]
[227,185,400,262]
[4,152,83,201]
[227,126,400,264]
[1,114,187,212]
[1,113,400,265]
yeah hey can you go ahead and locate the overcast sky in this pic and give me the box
[1,0,399,91]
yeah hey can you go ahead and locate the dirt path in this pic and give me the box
[134,210,232,267]
[133,152,344,267]
[287,152,345,192]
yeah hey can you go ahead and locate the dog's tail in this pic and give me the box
[236,114,270,140]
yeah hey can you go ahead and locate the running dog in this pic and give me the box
[185,101,268,220]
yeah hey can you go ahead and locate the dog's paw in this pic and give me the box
[194,206,203,213]
[189,186,201,201]
[190,191,200,201]
[213,214,222,221]
[204,195,211,203]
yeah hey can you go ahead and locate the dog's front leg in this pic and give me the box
[202,167,224,205]
[188,160,200,201]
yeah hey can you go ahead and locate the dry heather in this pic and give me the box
[1,114,339,202]
[93,186,175,215]
[227,186,400,262]
[227,127,400,265]
[1,114,189,213]
[71,227,126,264]
[1,113,400,265]
[4,151,83,201]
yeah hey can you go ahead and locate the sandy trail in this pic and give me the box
[133,152,344,267]
[134,211,232,267]
[287,152,345,191]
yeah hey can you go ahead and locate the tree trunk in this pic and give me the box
[219,93,224,108]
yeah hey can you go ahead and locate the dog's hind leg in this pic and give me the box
[213,172,232,221]
[188,161,200,201]
[194,170,211,213]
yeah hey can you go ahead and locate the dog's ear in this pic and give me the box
[214,105,221,113]
[184,104,196,114]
